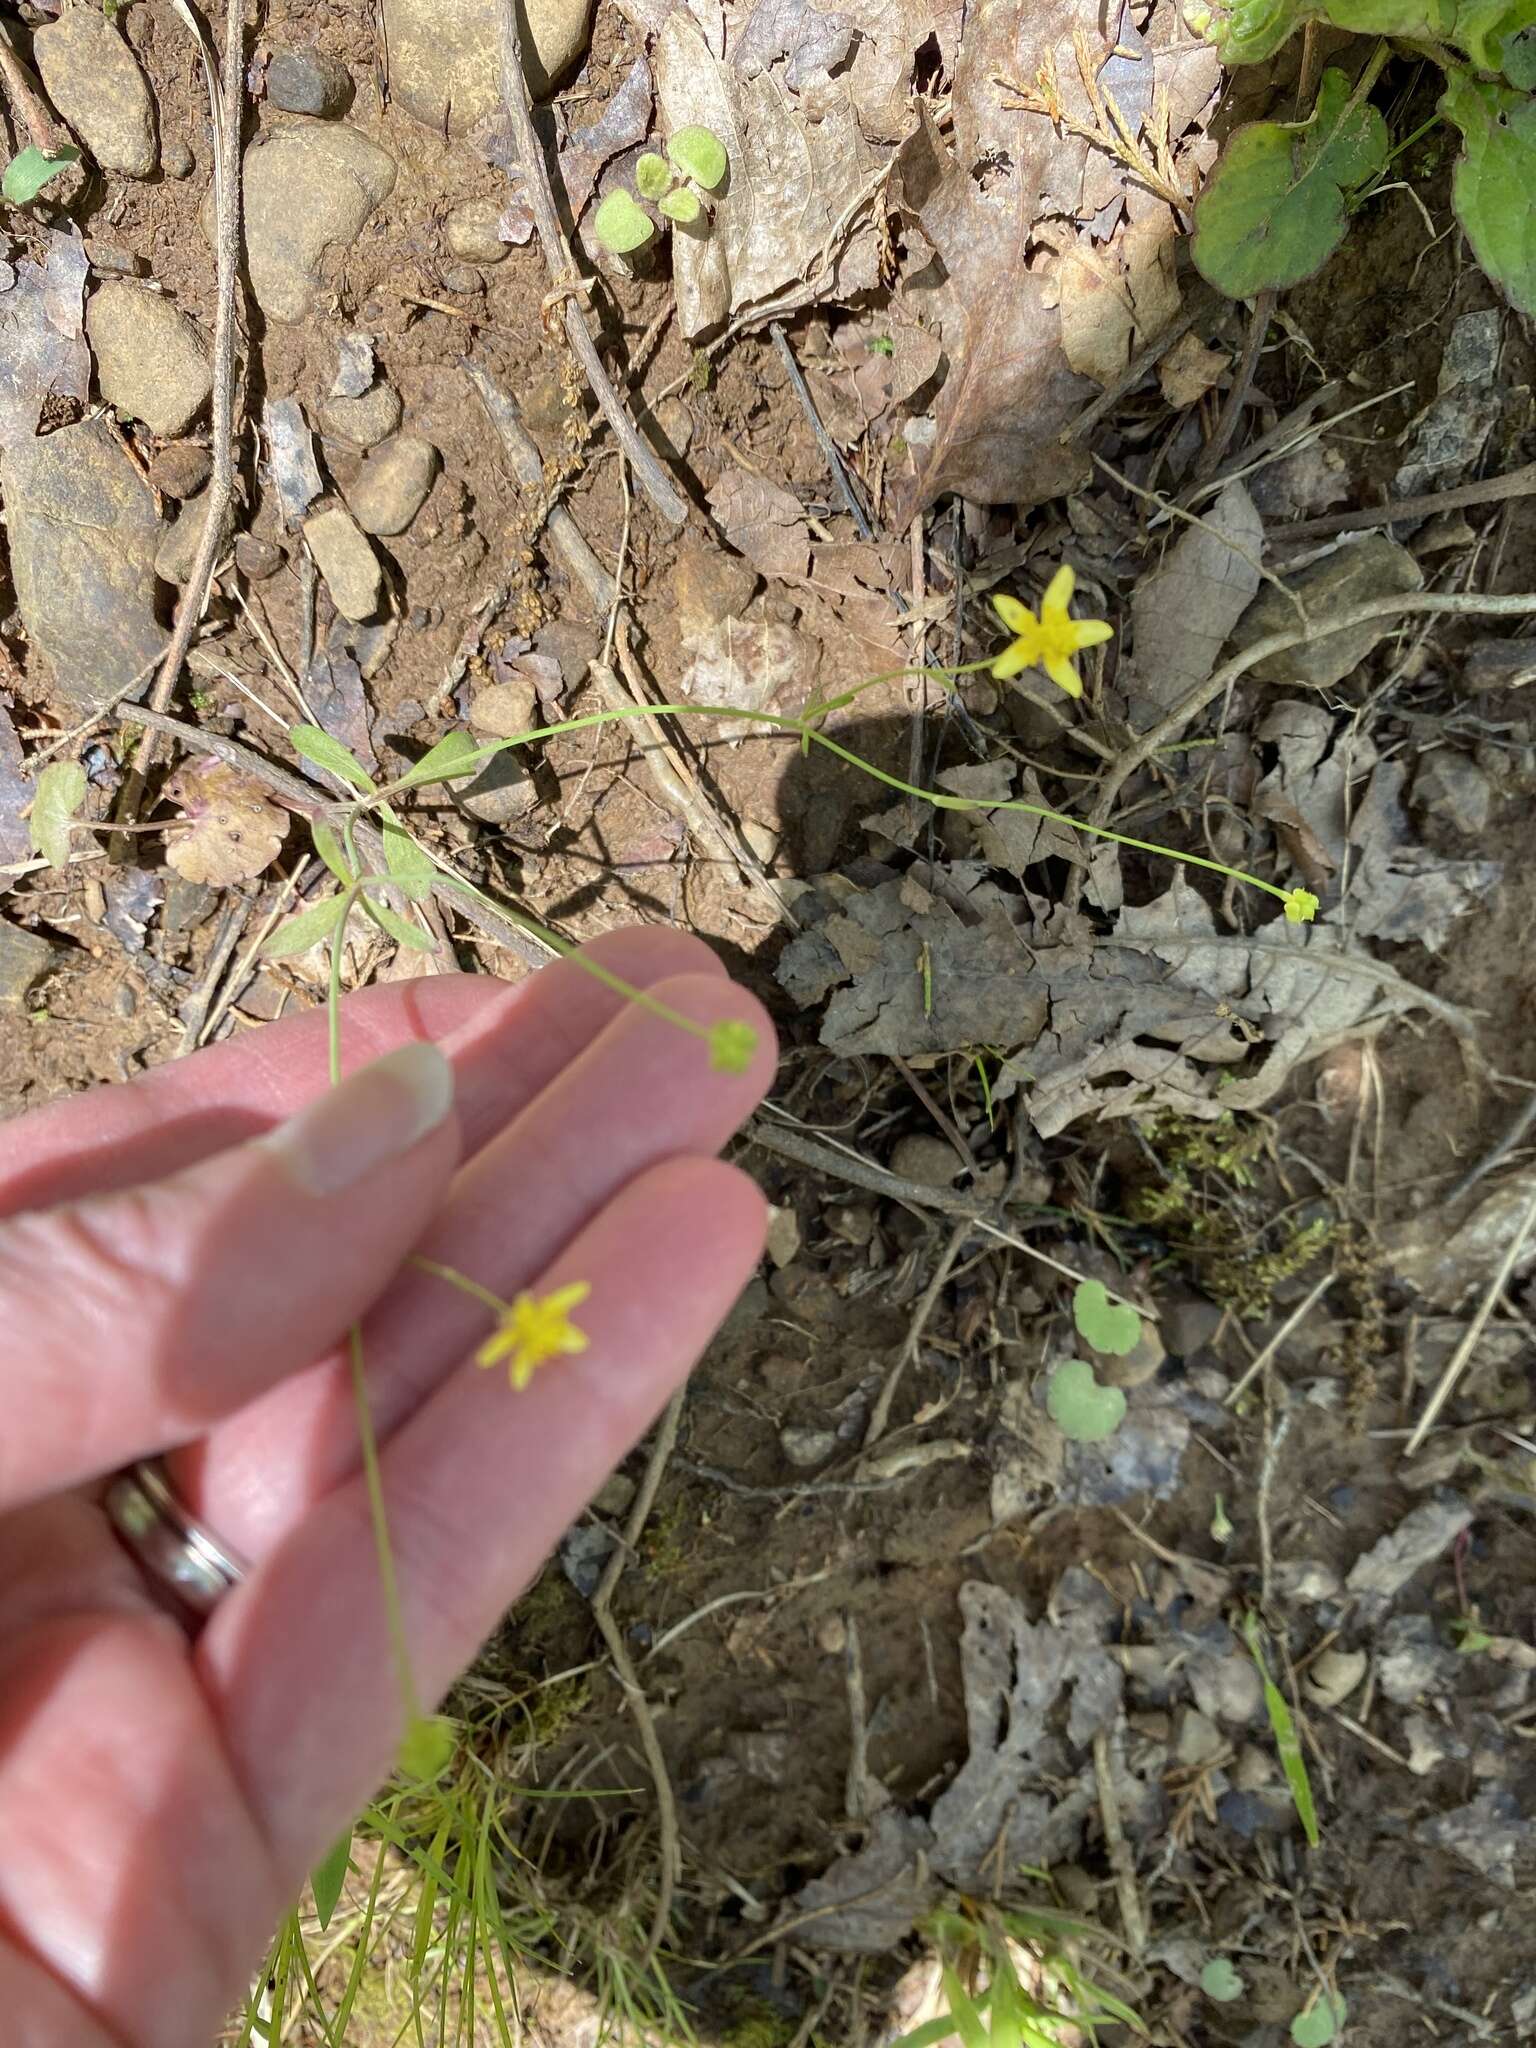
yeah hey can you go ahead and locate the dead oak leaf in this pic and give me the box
[164,759,290,886]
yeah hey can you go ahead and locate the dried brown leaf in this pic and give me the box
[163,759,290,886]
[0,229,90,445]
[1128,480,1264,718]
[706,469,811,580]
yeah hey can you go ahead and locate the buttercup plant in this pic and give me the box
[594,122,729,257]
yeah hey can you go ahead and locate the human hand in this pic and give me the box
[0,929,774,2047]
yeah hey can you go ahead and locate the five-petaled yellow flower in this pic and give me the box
[476,1281,591,1390]
[990,565,1113,698]
[1282,886,1319,924]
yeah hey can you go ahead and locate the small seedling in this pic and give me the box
[2,143,80,206]
[1046,1358,1127,1443]
[594,123,728,257]
[1071,1278,1141,1357]
[1200,1957,1245,2003]
[1243,1611,1320,1848]
[1291,1994,1347,2047]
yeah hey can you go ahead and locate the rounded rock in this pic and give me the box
[469,678,538,739]
[445,197,509,264]
[33,8,157,177]
[344,433,438,536]
[162,138,194,178]
[320,381,402,450]
[155,488,233,587]
[87,284,212,438]
[238,125,398,323]
[265,46,353,117]
[304,505,383,621]
[147,440,212,500]
[382,0,591,129]
[235,533,285,581]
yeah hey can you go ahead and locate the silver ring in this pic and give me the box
[104,1458,247,1619]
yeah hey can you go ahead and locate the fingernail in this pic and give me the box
[266,1043,455,1196]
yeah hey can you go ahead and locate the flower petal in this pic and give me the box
[991,642,1031,680]
[1070,618,1115,649]
[1044,654,1084,699]
[992,592,1034,633]
[1040,564,1075,615]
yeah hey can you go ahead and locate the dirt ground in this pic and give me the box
[2,0,1535,2043]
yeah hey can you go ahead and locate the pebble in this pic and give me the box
[320,381,402,450]
[469,678,538,738]
[33,7,157,177]
[239,125,397,322]
[162,139,194,177]
[87,283,212,438]
[265,47,353,117]
[671,541,758,642]
[780,1425,838,1469]
[1304,1646,1368,1710]
[148,441,212,500]
[344,433,438,535]
[0,920,61,1013]
[457,750,537,827]
[888,1132,962,1188]
[84,240,140,276]
[155,487,233,586]
[235,533,284,580]
[591,1472,636,1518]
[304,505,383,621]
[439,265,482,296]
[382,0,591,127]
[1,416,164,716]
[445,197,510,264]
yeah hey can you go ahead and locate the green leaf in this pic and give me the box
[309,820,356,886]
[1046,1359,1127,1443]
[1243,1612,1321,1848]
[1185,0,1525,66]
[379,812,436,901]
[360,891,434,952]
[1441,68,1536,314]
[310,1828,353,1931]
[667,123,727,189]
[263,891,346,959]
[593,188,655,255]
[398,1713,456,1782]
[1501,19,1536,85]
[659,185,701,223]
[2,144,80,205]
[290,723,376,794]
[1200,1958,1245,2003]
[635,150,672,200]
[28,760,86,871]
[1194,68,1388,299]
[1071,1278,1142,1356]
[1291,1996,1347,2047]
[400,728,484,791]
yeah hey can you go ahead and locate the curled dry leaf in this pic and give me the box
[163,758,290,886]
[1055,211,1181,389]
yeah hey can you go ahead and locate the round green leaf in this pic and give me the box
[1072,1278,1142,1357]
[1290,1996,1346,2048]
[27,759,87,871]
[1441,68,1536,315]
[592,187,656,255]
[2,144,81,206]
[667,123,727,189]
[398,1713,457,1782]
[1192,68,1388,298]
[635,151,672,200]
[1200,1958,1245,2004]
[660,185,701,223]
[1046,1359,1127,1444]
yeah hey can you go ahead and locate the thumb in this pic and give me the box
[0,1043,458,1512]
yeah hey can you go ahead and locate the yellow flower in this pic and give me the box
[476,1281,591,1390]
[708,1018,759,1074]
[1282,886,1319,924]
[990,565,1113,698]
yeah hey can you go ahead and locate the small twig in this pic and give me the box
[843,1616,879,1821]
[1444,1090,1536,1206]
[1059,291,1217,443]
[1403,1179,1536,1458]
[1224,1272,1335,1408]
[1272,460,1536,543]
[1189,288,1275,489]
[175,889,252,1054]
[464,358,617,608]
[591,1387,686,1967]
[1092,1728,1147,1957]
[0,18,67,153]
[770,322,875,541]
[864,1217,971,1450]
[494,0,688,527]
[1087,590,1536,830]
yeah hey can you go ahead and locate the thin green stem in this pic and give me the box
[410,1255,510,1318]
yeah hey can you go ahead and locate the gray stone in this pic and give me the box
[439,263,483,295]
[457,749,537,827]
[162,138,194,178]
[87,283,211,437]
[155,487,233,586]
[1236,536,1423,689]
[780,1425,838,1468]
[304,505,382,621]
[445,197,511,264]
[344,432,438,535]
[888,1132,961,1187]
[239,124,397,322]
[469,678,538,739]
[1347,1497,1473,1608]
[0,920,62,1011]
[33,7,157,177]
[320,381,402,450]
[266,47,352,117]
[1,415,164,716]
[235,533,284,581]
[147,440,212,500]
[382,0,592,130]
[1388,1169,1536,1305]
[84,239,139,276]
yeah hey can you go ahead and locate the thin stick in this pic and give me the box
[1272,460,1536,543]
[494,0,688,527]
[1087,590,1536,830]
[1059,291,1216,443]
[1444,1090,1536,1206]
[1190,289,1274,488]
[1224,1272,1335,1408]
[0,18,68,153]
[1403,1180,1536,1457]
[770,322,875,540]
[1092,1728,1147,1956]
[864,1217,970,1449]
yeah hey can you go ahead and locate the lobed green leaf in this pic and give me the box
[1441,67,1536,313]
